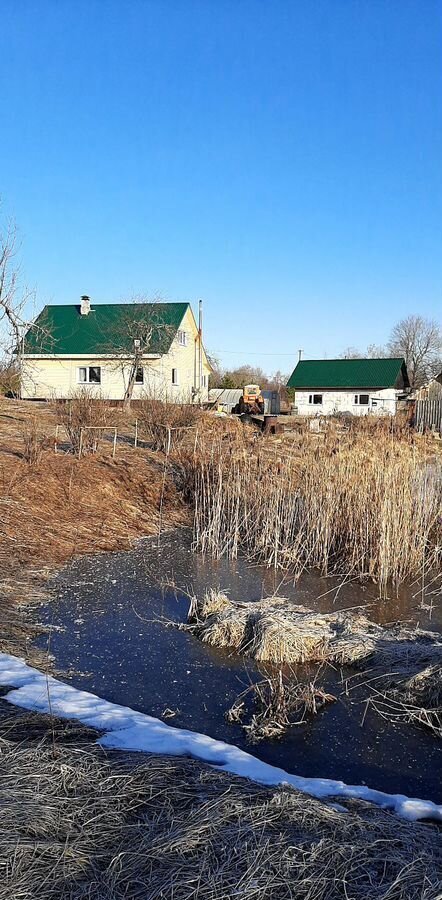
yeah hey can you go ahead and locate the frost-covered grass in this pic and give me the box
[1,701,441,900]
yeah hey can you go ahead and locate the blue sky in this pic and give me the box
[1,0,441,373]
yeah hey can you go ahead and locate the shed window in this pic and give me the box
[354,394,369,405]
[135,366,144,384]
[308,394,323,405]
[177,330,187,346]
[172,368,179,385]
[78,366,101,384]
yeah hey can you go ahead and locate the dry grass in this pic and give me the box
[227,668,336,742]
[367,663,442,739]
[0,702,441,900]
[192,423,442,593]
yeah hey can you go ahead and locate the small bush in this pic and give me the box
[21,418,49,464]
[54,391,110,454]
[0,361,20,397]
[137,392,201,452]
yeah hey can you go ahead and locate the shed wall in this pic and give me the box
[294,388,399,416]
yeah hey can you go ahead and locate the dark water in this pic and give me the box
[39,529,442,803]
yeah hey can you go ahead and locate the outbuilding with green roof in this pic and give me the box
[287,357,410,417]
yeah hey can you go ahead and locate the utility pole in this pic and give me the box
[198,299,203,405]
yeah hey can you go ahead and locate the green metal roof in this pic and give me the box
[23,302,190,355]
[287,358,409,390]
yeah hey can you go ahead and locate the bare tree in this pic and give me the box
[97,298,177,408]
[339,346,361,359]
[366,343,387,359]
[0,219,30,355]
[0,216,40,397]
[387,315,442,388]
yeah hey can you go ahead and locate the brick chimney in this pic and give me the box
[80,295,91,316]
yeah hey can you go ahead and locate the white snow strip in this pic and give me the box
[0,651,440,823]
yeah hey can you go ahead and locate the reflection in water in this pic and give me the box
[40,529,442,802]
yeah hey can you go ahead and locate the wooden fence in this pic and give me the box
[415,398,442,434]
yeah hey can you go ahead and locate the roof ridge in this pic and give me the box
[297,357,404,363]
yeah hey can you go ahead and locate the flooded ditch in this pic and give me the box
[38,528,442,803]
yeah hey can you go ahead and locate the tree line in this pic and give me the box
[210,316,442,391]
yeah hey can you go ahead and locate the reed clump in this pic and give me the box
[193,425,442,592]
[188,591,442,667]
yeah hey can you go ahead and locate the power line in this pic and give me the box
[211,348,297,357]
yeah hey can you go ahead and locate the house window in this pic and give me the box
[172,368,179,385]
[354,394,369,405]
[177,330,187,346]
[308,394,323,405]
[201,374,207,388]
[135,366,144,384]
[78,366,101,384]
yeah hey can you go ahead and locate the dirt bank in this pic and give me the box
[0,399,189,660]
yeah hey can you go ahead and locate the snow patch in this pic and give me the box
[0,651,441,823]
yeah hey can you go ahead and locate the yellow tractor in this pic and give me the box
[237,384,265,415]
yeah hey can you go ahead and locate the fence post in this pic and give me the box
[134,418,138,449]
[78,428,83,459]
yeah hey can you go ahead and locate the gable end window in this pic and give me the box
[308,394,323,405]
[172,368,179,385]
[177,330,187,346]
[354,394,369,405]
[78,366,101,384]
[135,366,144,384]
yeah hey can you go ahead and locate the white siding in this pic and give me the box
[294,388,400,417]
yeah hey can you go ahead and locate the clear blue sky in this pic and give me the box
[1,0,441,374]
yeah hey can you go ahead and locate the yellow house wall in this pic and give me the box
[21,306,211,401]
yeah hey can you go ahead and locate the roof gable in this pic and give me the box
[23,302,190,356]
[287,358,409,390]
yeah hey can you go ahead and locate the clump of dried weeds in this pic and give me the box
[227,667,336,742]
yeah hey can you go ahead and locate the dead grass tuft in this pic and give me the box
[227,668,336,742]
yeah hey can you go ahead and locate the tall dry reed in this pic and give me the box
[192,427,442,593]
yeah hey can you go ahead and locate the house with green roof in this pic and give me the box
[21,297,211,402]
[287,357,410,416]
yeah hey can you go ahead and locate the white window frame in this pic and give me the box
[354,393,370,406]
[177,330,187,347]
[308,393,323,405]
[77,366,101,384]
[172,367,179,385]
